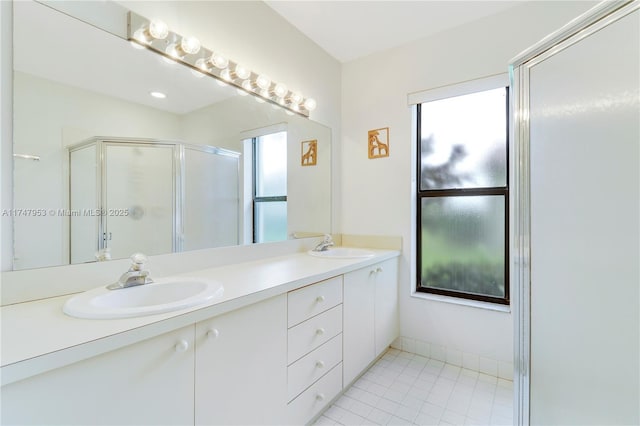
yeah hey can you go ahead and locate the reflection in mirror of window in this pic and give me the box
[253,131,288,243]
[416,87,509,305]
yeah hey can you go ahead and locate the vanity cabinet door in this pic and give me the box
[195,294,287,425]
[343,266,376,386]
[0,325,195,426]
[374,258,399,356]
[343,258,400,386]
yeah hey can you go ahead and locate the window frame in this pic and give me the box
[415,88,510,305]
[251,136,287,244]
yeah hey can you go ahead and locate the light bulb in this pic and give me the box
[195,58,209,72]
[277,97,286,106]
[256,74,271,90]
[180,36,201,55]
[235,64,251,80]
[211,53,229,69]
[290,92,303,105]
[274,83,288,98]
[291,103,300,112]
[242,79,253,92]
[148,20,169,40]
[303,98,317,111]
[133,29,150,45]
[220,69,232,81]
[165,43,179,59]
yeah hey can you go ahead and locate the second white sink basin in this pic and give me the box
[307,247,375,259]
[63,277,224,319]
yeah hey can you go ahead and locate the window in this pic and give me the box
[252,131,287,243]
[416,87,509,305]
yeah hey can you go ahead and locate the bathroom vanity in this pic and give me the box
[0,249,399,425]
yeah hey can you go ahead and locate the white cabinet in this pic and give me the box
[343,258,399,386]
[1,325,195,425]
[195,294,287,425]
[374,258,399,355]
[1,254,399,426]
[343,265,375,386]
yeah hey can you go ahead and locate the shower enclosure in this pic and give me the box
[68,137,240,264]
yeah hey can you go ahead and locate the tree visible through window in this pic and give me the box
[417,87,509,304]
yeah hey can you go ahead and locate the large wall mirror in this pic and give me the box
[10,0,331,271]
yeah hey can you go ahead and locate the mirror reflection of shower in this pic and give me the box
[68,137,240,264]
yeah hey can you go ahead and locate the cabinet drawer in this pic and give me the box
[287,363,342,425]
[288,276,343,327]
[288,334,342,401]
[288,305,342,364]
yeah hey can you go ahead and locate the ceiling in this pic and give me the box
[264,1,525,63]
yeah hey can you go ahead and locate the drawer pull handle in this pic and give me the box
[316,360,325,369]
[316,393,325,402]
[206,328,219,339]
[316,327,325,336]
[316,295,325,303]
[175,340,189,352]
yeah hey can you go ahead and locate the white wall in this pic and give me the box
[340,1,597,364]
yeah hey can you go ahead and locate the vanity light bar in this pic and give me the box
[127,12,316,118]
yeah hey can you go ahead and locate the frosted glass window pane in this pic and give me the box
[420,88,507,190]
[254,201,287,243]
[420,195,505,298]
[255,132,287,197]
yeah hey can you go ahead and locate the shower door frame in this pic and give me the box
[68,136,241,262]
[509,1,639,424]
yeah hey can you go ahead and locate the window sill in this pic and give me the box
[411,291,511,313]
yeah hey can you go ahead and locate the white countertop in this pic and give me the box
[1,249,399,386]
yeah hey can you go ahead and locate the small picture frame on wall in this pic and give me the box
[368,127,389,159]
[301,139,317,166]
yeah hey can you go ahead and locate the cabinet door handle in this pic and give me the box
[206,328,219,339]
[315,327,325,336]
[315,360,325,369]
[175,340,189,352]
[316,393,325,402]
[376,267,384,273]
[316,295,325,303]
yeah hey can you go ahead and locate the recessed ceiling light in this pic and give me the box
[150,91,167,99]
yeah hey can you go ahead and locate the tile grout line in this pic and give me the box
[316,348,514,426]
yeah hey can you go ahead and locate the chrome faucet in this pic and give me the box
[313,234,334,252]
[107,253,154,290]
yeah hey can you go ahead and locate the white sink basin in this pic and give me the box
[63,277,224,319]
[307,247,375,259]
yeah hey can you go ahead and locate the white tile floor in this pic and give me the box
[315,349,513,426]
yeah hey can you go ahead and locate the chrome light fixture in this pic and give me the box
[127,12,316,117]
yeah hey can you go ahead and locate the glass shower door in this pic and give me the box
[103,143,175,259]
[183,147,239,251]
